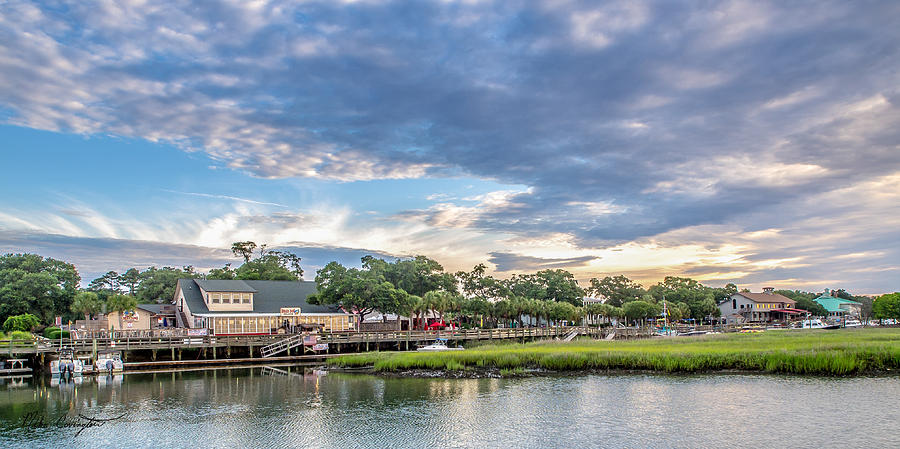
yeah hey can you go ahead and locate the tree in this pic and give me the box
[308,261,408,321]
[505,269,584,305]
[3,313,41,332]
[0,253,80,324]
[232,249,303,281]
[89,270,121,295]
[456,263,508,301]
[119,268,141,296]
[107,294,138,330]
[366,255,457,297]
[873,293,900,321]
[588,275,646,307]
[137,266,200,304]
[207,264,237,280]
[623,300,660,325]
[70,291,101,320]
[231,241,258,263]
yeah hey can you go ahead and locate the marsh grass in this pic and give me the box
[330,328,900,376]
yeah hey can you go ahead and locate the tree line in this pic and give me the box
[1,244,896,328]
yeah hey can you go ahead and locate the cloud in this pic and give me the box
[1,1,899,292]
[489,252,599,272]
[162,190,289,208]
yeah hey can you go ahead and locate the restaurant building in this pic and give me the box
[719,287,803,324]
[173,279,356,335]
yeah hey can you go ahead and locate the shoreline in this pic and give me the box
[328,365,899,379]
[328,328,900,377]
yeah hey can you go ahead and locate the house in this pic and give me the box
[173,279,356,335]
[814,292,862,320]
[106,304,175,331]
[719,287,801,324]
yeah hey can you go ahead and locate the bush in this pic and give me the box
[46,330,70,340]
[43,326,61,338]
[3,314,41,332]
[7,331,33,341]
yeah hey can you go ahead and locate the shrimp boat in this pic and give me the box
[50,348,84,377]
[417,338,464,352]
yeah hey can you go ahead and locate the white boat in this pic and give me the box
[50,348,84,377]
[94,351,124,374]
[417,338,464,352]
[843,319,863,328]
[796,319,826,329]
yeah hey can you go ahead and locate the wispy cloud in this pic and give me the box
[162,190,289,208]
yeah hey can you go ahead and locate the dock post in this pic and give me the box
[152,349,157,361]
[249,344,254,358]
[212,346,216,360]
[227,345,231,358]
[171,347,175,361]
[178,349,182,361]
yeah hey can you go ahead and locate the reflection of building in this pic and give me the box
[174,279,356,335]
[719,287,801,324]
[814,292,862,320]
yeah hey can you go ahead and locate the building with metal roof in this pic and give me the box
[173,279,356,335]
[814,293,862,319]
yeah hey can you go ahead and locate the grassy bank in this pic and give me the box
[329,328,900,376]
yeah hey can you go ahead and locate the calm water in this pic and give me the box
[1,367,898,448]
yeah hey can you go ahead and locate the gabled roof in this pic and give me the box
[734,292,796,304]
[177,279,347,315]
[195,279,257,293]
[814,295,861,313]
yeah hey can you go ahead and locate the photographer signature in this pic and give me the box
[20,411,127,436]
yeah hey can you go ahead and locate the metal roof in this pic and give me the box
[814,295,861,313]
[178,279,347,315]
[194,279,257,292]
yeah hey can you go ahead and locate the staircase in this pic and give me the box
[260,334,305,358]
[562,329,579,342]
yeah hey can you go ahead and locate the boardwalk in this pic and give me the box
[2,326,653,357]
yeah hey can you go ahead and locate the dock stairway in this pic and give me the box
[260,334,304,358]
[562,330,579,342]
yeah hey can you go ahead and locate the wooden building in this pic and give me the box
[173,279,356,335]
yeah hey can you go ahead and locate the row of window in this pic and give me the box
[206,292,252,304]
[733,301,785,310]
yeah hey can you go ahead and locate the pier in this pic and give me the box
[1,326,661,370]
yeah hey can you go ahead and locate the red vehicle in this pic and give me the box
[426,321,457,330]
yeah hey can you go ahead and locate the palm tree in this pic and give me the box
[106,294,138,330]
[71,291,101,321]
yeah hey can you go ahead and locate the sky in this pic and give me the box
[0,0,898,294]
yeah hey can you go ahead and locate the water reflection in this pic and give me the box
[1,369,898,448]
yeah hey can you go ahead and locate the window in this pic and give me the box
[223,293,231,304]
[242,293,250,304]
[732,299,737,309]
[212,294,220,304]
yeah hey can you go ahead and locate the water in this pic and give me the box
[1,367,898,448]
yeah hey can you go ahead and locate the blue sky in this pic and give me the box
[1,0,898,294]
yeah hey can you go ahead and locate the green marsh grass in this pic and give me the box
[329,328,900,376]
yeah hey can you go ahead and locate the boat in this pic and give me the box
[677,330,708,337]
[417,338,464,352]
[50,348,84,377]
[94,351,124,375]
[796,319,826,329]
[843,319,863,328]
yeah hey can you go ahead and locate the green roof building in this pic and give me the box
[813,293,862,319]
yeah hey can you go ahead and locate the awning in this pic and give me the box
[771,309,802,315]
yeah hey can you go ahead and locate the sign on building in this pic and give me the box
[280,307,301,316]
[312,343,328,351]
[303,335,317,346]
